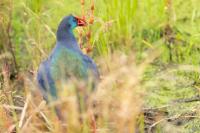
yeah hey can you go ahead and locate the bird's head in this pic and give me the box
[56,14,87,41]
[59,14,87,31]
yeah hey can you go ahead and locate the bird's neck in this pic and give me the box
[56,28,81,51]
[56,27,76,41]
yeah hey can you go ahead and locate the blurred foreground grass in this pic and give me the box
[0,0,200,132]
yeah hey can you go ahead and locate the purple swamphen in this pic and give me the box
[37,15,99,120]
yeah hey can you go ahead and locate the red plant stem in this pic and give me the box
[79,0,95,53]
[89,0,94,24]
[90,113,97,133]
[81,0,85,19]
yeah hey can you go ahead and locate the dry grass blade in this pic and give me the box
[2,104,23,111]
[19,94,30,128]
[21,101,47,131]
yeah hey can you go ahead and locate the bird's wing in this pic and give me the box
[82,54,100,80]
[37,60,58,101]
[37,62,47,91]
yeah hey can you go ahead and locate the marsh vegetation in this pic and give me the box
[0,0,200,132]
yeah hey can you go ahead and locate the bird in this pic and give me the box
[37,14,99,120]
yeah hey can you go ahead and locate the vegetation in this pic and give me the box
[0,0,200,132]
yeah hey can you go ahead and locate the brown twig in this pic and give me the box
[148,114,200,133]
[147,115,178,133]
[173,95,200,103]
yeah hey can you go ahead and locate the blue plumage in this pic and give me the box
[37,15,99,102]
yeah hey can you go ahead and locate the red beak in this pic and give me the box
[75,16,87,26]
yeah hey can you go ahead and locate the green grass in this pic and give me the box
[0,0,200,132]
